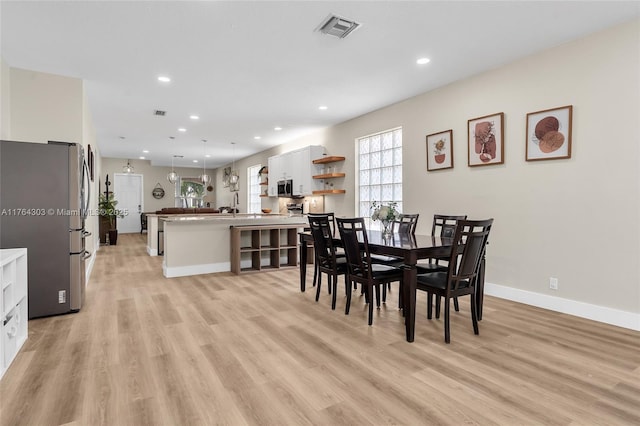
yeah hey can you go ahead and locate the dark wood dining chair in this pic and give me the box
[416,214,467,314]
[371,213,420,304]
[371,213,420,265]
[391,213,419,234]
[308,214,348,310]
[415,218,493,343]
[309,213,345,292]
[336,217,404,325]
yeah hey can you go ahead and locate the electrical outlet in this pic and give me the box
[58,290,66,303]
[549,277,558,290]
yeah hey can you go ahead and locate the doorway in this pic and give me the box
[114,173,143,233]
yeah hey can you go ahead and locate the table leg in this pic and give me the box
[299,235,307,292]
[402,264,417,342]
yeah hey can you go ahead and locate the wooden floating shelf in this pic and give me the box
[259,194,269,198]
[259,182,268,185]
[312,156,345,164]
[312,189,346,195]
[312,173,346,179]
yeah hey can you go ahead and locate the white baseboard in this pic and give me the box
[163,261,231,278]
[484,282,640,331]
[85,239,101,288]
[147,246,157,256]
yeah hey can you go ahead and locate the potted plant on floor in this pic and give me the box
[99,193,125,245]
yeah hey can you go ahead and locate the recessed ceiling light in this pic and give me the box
[254,136,261,140]
[416,57,431,65]
[274,127,282,131]
[142,150,149,153]
[158,76,171,83]
[189,115,199,120]
[205,154,211,158]
[178,128,186,132]
[319,105,328,110]
[139,156,145,160]
[193,160,198,163]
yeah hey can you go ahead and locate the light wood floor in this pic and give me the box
[1,234,639,425]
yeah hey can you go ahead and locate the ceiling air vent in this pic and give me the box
[316,14,361,39]
[154,110,166,116]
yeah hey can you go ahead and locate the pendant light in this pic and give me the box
[122,159,134,173]
[200,139,211,185]
[167,155,181,183]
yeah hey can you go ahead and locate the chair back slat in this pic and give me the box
[392,213,419,234]
[432,214,467,238]
[309,212,337,236]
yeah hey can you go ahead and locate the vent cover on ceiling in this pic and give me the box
[154,110,166,116]
[316,14,361,39]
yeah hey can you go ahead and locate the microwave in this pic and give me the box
[277,179,293,197]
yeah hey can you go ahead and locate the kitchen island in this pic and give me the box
[148,214,308,278]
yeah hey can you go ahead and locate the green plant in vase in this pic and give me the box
[371,201,399,236]
[98,193,125,245]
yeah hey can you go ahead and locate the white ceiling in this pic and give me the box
[2,1,638,169]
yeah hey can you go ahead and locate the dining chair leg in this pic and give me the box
[435,296,442,319]
[367,285,374,325]
[382,283,387,303]
[453,297,460,312]
[444,297,451,343]
[315,273,322,302]
[345,279,352,315]
[375,285,381,308]
[331,275,338,310]
[312,262,318,287]
[470,293,479,335]
[398,282,404,310]
[427,292,433,319]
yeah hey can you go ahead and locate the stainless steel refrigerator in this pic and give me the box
[0,140,91,318]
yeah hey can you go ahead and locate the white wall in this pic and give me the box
[9,67,83,144]
[0,58,10,139]
[223,19,640,325]
[2,65,101,283]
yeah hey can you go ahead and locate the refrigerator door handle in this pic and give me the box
[82,230,92,237]
[82,250,92,260]
[81,159,91,220]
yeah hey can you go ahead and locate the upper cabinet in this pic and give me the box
[267,146,325,196]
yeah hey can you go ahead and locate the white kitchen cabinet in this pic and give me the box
[1,248,28,380]
[267,155,281,196]
[267,145,325,197]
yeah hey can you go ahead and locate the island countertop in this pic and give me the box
[145,213,309,278]
[146,214,308,257]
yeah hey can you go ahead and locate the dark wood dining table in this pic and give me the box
[299,230,486,342]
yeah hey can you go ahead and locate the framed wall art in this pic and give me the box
[222,166,231,187]
[468,112,504,167]
[526,105,572,161]
[426,129,453,171]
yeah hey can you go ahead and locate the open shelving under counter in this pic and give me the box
[1,248,28,380]
[230,224,304,274]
